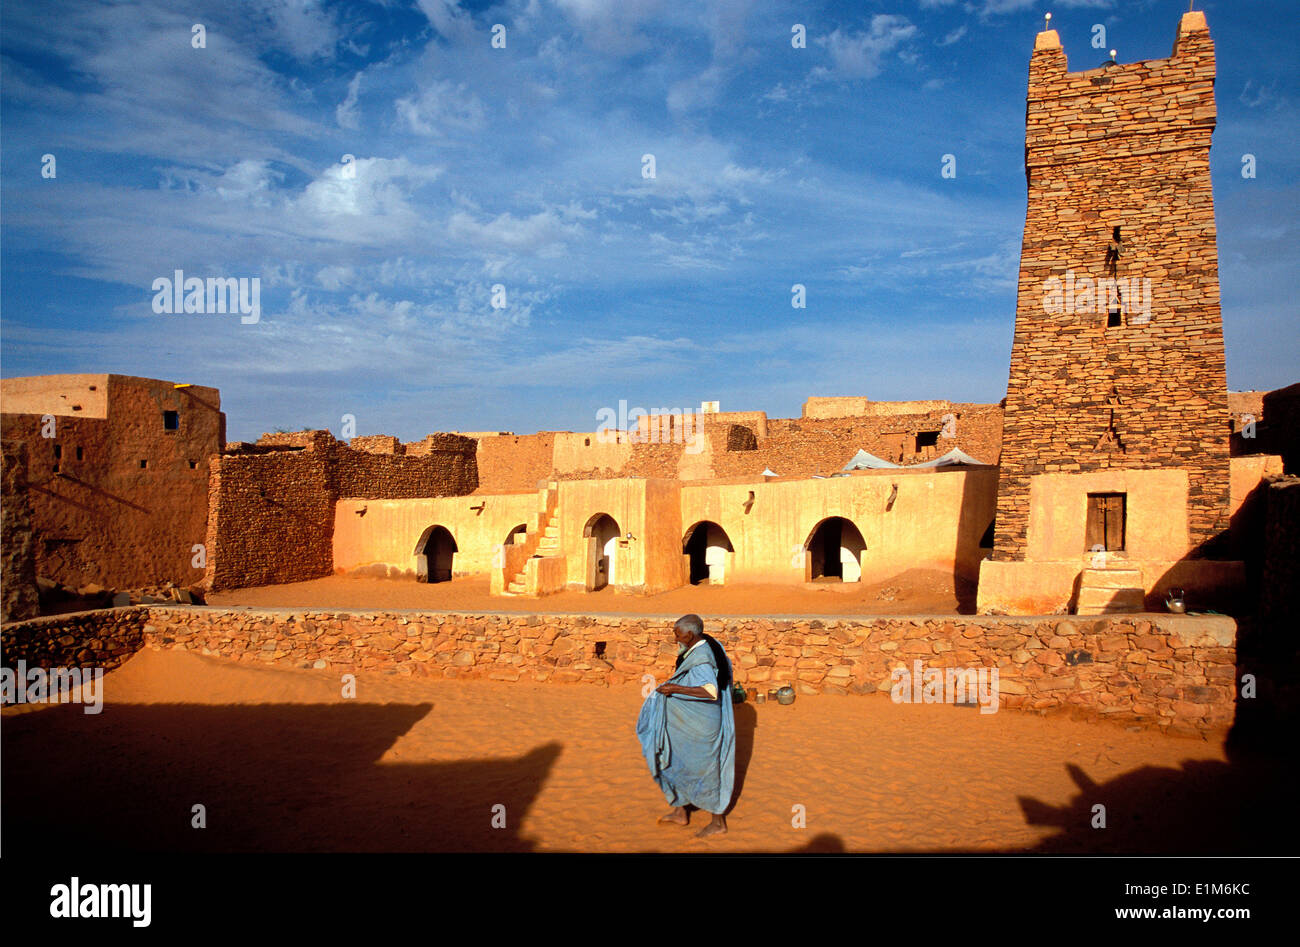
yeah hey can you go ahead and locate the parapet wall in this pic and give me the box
[205,431,477,591]
[0,607,1237,734]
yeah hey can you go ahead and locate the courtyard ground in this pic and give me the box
[207,568,973,615]
[4,647,1293,854]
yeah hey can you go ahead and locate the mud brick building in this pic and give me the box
[205,430,479,591]
[980,12,1240,614]
[0,374,225,594]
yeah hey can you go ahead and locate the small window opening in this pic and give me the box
[139,459,148,469]
[189,460,198,469]
[53,445,62,459]
[915,430,940,452]
[585,437,591,447]
[1107,309,1123,328]
[594,641,607,658]
[75,446,83,460]
[163,410,179,430]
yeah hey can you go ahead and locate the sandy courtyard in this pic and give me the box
[4,647,1293,854]
[206,569,972,615]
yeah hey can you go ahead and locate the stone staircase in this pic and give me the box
[1075,557,1145,615]
[496,482,566,597]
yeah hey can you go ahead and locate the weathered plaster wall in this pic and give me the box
[680,467,997,585]
[0,374,223,591]
[1,441,39,621]
[333,493,538,577]
[978,455,1281,615]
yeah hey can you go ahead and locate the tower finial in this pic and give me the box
[1109,49,1117,62]
[1044,12,1052,31]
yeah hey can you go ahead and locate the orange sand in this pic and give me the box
[5,648,1291,853]
[208,569,972,615]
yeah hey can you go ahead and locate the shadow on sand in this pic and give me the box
[3,701,561,852]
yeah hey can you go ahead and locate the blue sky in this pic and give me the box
[1,0,1295,443]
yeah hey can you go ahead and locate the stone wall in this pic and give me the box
[1260,476,1300,626]
[1,441,39,622]
[1,607,146,671]
[474,433,556,492]
[205,431,477,591]
[0,606,1234,734]
[994,14,1232,561]
[720,406,1003,478]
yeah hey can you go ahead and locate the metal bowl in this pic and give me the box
[776,686,796,705]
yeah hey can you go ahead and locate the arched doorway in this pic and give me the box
[414,525,457,583]
[583,513,621,590]
[504,523,528,546]
[683,520,733,585]
[804,517,866,582]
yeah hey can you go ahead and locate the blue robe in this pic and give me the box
[635,640,736,815]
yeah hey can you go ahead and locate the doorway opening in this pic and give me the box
[583,513,621,590]
[804,517,867,582]
[414,525,457,583]
[683,521,733,585]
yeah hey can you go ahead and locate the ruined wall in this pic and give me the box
[0,374,224,592]
[803,397,956,419]
[710,405,1003,480]
[473,433,555,492]
[461,402,1002,487]
[1260,383,1300,474]
[338,434,478,499]
[206,431,478,591]
[994,14,1231,562]
[1,441,40,622]
[205,444,335,591]
[1260,476,1300,626]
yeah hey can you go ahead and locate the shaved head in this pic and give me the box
[674,614,703,638]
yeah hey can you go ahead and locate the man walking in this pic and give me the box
[635,614,736,838]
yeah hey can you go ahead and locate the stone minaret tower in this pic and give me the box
[981,12,1234,614]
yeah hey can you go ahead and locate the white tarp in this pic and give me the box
[842,450,900,470]
[907,448,987,468]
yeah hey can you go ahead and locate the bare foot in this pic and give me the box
[658,807,689,826]
[696,819,727,838]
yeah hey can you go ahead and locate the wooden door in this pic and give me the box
[1086,493,1126,551]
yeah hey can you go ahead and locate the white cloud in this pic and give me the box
[938,26,967,47]
[395,79,487,135]
[814,16,918,81]
[446,209,584,255]
[337,72,363,130]
[298,156,443,221]
[248,0,341,60]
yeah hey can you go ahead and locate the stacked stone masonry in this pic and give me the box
[1,607,1237,735]
[994,19,1232,560]
[206,430,477,590]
